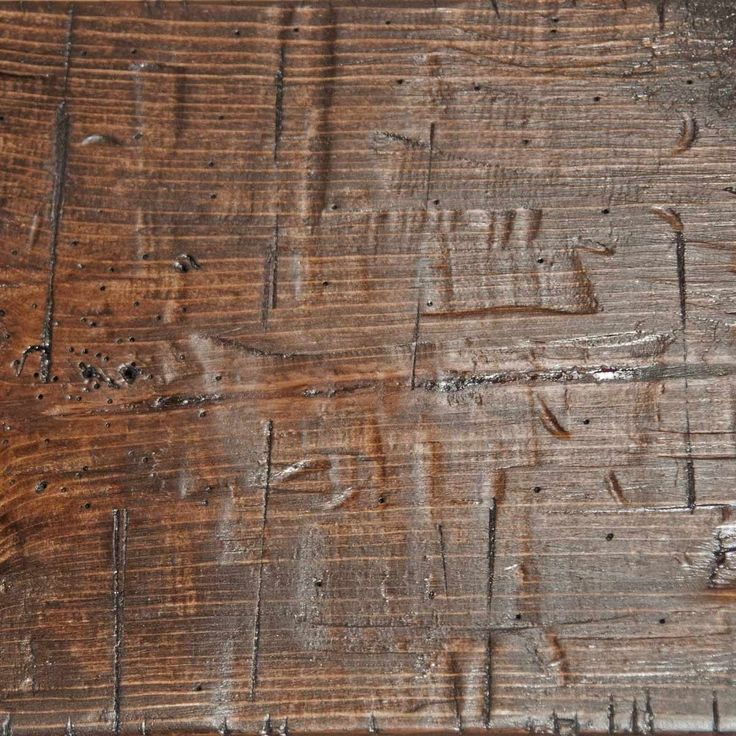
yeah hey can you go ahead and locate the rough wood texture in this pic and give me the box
[0,1,735,734]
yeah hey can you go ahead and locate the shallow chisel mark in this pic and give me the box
[173,253,200,273]
[250,420,274,701]
[112,509,128,736]
[273,45,285,162]
[605,470,627,505]
[674,112,698,153]
[151,393,222,411]
[424,122,435,209]
[261,216,279,325]
[409,294,422,389]
[536,397,571,440]
[436,523,449,596]
[80,133,121,146]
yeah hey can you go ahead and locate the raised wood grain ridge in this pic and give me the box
[0,1,735,734]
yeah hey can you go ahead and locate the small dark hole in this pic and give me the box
[522,139,530,145]
[582,418,590,425]
[515,613,522,620]
[293,27,299,32]
[233,29,240,36]
[686,79,693,84]
[601,208,610,214]
[385,19,391,24]
[593,96,601,102]
[606,532,614,541]
[396,78,404,85]
[83,502,91,509]
[659,617,666,624]
[194,684,203,692]
[208,160,214,167]
[533,486,542,493]
[378,495,386,504]
[99,285,106,291]
[537,257,545,264]
[210,193,217,199]
[474,84,481,91]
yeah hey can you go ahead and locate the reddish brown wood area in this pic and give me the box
[0,1,735,734]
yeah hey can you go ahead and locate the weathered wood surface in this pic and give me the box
[0,0,735,734]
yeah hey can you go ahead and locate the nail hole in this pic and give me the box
[533,486,542,493]
[606,532,614,541]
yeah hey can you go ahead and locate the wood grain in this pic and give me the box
[0,1,735,734]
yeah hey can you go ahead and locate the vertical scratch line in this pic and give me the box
[112,509,128,736]
[262,216,279,326]
[436,523,449,596]
[424,121,435,209]
[712,691,720,734]
[483,631,492,728]
[653,208,694,511]
[409,294,422,389]
[273,45,285,162]
[674,229,695,510]
[487,498,496,611]
[250,419,274,701]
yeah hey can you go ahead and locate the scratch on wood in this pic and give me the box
[65,717,75,736]
[436,522,449,596]
[250,419,274,701]
[644,691,655,735]
[424,121,435,209]
[487,498,497,611]
[112,508,129,736]
[674,112,697,153]
[273,45,285,161]
[536,396,571,440]
[712,691,720,733]
[490,0,500,17]
[409,294,422,389]
[261,215,279,325]
[631,698,640,735]
[657,0,666,30]
[2,715,11,736]
[448,651,463,732]
[652,207,694,510]
[605,470,627,506]
[608,695,616,736]
[368,714,378,733]
[483,631,492,728]
[18,99,71,382]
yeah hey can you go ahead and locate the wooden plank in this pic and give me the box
[0,1,735,734]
